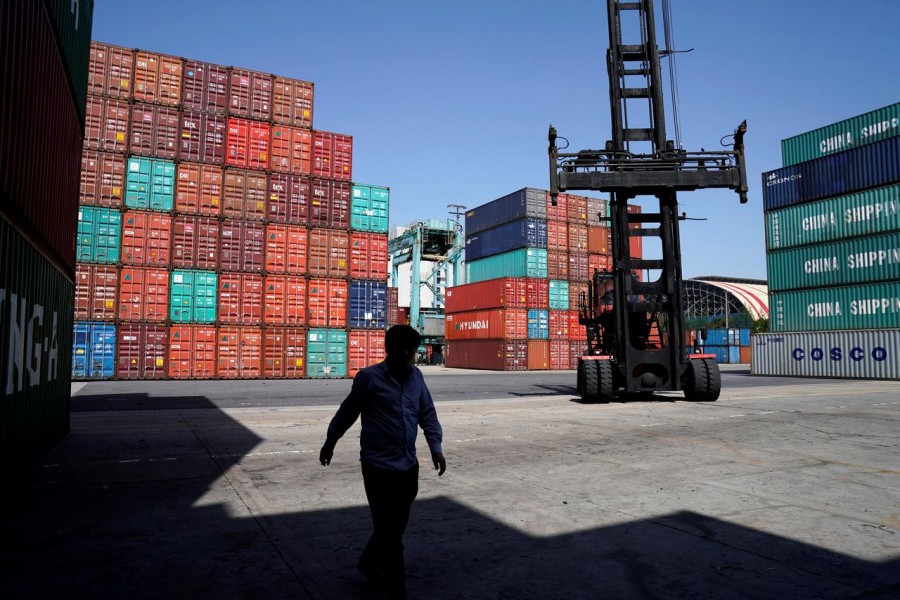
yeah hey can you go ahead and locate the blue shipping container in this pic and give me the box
[762,135,900,212]
[527,309,549,339]
[125,156,176,211]
[349,280,387,329]
[466,188,547,236]
[307,328,348,378]
[350,184,390,233]
[465,218,547,261]
[72,322,116,379]
[77,206,121,263]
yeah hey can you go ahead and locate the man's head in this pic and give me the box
[385,325,421,367]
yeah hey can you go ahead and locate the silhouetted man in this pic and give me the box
[320,324,446,600]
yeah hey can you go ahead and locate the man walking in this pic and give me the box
[320,324,446,600]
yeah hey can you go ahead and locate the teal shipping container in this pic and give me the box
[765,184,900,251]
[77,206,121,263]
[72,321,116,379]
[527,309,549,339]
[170,270,218,323]
[767,231,900,292]
[43,0,95,123]
[781,102,900,166]
[466,248,548,283]
[770,281,900,332]
[548,280,570,309]
[350,184,389,233]
[307,328,348,378]
[125,156,176,211]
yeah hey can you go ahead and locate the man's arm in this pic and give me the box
[320,371,367,466]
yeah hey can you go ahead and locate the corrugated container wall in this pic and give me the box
[445,340,528,371]
[466,248,548,282]
[465,218,547,261]
[465,188,547,236]
[770,281,900,332]
[752,330,900,380]
[445,277,527,312]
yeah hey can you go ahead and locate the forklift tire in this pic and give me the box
[581,360,599,403]
[684,358,721,402]
[581,359,612,404]
[576,359,586,396]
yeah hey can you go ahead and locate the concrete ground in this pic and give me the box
[3,368,899,599]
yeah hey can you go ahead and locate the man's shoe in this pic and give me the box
[357,561,382,585]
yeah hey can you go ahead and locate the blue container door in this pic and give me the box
[527,309,549,339]
[349,281,387,328]
[91,323,117,378]
[72,322,90,378]
[728,346,741,364]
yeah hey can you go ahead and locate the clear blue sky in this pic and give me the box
[91,0,899,280]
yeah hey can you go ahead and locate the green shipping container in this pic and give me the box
[765,184,900,250]
[77,206,121,263]
[780,102,900,166]
[466,248,548,283]
[307,329,348,378]
[170,270,218,323]
[350,184,390,233]
[548,279,570,309]
[767,231,900,292]
[125,157,176,211]
[43,0,95,123]
[770,281,900,332]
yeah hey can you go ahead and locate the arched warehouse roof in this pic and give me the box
[684,277,770,321]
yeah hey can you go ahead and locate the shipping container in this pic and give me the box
[267,173,310,224]
[176,162,223,216]
[170,269,218,323]
[263,327,307,378]
[226,117,271,170]
[218,273,263,324]
[569,340,586,366]
[569,281,588,312]
[265,224,308,274]
[526,278,549,309]
[386,287,400,326]
[781,102,900,166]
[547,220,568,251]
[700,345,740,365]
[466,188,547,236]
[349,330,387,377]
[547,249,569,280]
[628,204,643,258]
[752,329,900,380]
[308,228,350,278]
[762,136,900,212]
[263,274,307,325]
[217,326,263,379]
[80,150,125,208]
[568,252,589,281]
[125,156,176,211]
[568,311,587,341]
[74,263,117,320]
[548,280,570,310]
[83,96,130,152]
[171,215,219,269]
[118,266,169,321]
[168,325,216,379]
[527,340,550,370]
[116,323,167,380]
[465,218,547,261]
[587,197,609,226]
[445,339,527,371]
[44,0,95,119]
[87,41,131,100]
[568,223,589,252]
[765,184,900,250]
[228,68,273,120]
[350,232,389,280]
[72,322,115,379]
[566,194,589,224]
[77,206,121,263]
[133,50,183,106]
[310,178,351,228]
[770,281,900,332]
[547,191,568,222]
[220,220,264,272]
[129,103,180,158]
[466,248,548,283]
[307,278,348,328]
[121,210,171,266]
[349,281,387,329]
[549,339,573,370]
[587,226,610,254]
[350,184,390,233]
[444,309,528,340]
[270,125,312,174]
[312,131,353,180]
[181,60,229,113]
[588,253,611,275]
[307,328,348,378]
[224,169,268,220]
[272,76,314,129]
[179,111,227,164]
[767,232,900,292]
[548,309,570,340]
[445,277,526,313]
[527,309,550,339]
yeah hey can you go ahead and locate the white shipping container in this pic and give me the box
[752,330,900,380]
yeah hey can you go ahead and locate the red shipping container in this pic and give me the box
[217,326,263,379]
[88,42,133,99]
[133,50,182,106]
[547,191,568,222]
[386,287,400,326]
[308,228,350,278]
[218,273,263,325]
[116,323,168,380]
[168,325,216,379]
[181,60,229,113]
[527,340,550,370]
[264,274,307,325]
[569,281,589,312]
[628,204,643,258]
[588,226,610,254]
[80,150,125,208]
[179,110,227,164]
[569,340,586,365]
[270,125,312,174]
[273,76,314,129]
[526,278,549,309]
[568,252,589,281]
[75,263,118,320]
[265,223,308,274]
[445,339,527,371]
[84,96,130,152]
[588,253,611,275]
[172,215,219,269]
[121,210,172,266]
[223,169,267,220]
[567,194,588,223]
[568,311,587,341]
[129,103,180,158]
[309,178,351,228]
[444,309,527,340]
[264,327,307,378]
[568,223,589,252]
[349,330,387,378]
[118,266,169,321]
[350,232,388,280]
[176,162,223,216]
[267,173,309,224]
[547,250,569,280]
[547,220,568,250]
[549,339,572,370]
[220,220,264,272]
[228,68,273,120]
[548,310,570,340]
[312,131,353,181]
[445,277,527,313]
[307,278,348,328]
[226,117,270,170]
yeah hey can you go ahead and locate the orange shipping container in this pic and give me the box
[226,117,270,170]
[80,150,125,208]
[548,310,570,340]
[569,340,586,365]
[568,223,589,252]
[217,326,263,379]
[569,252,589,281]
[740,346,751,364]
[133,50,183,106]
[171,215,219,269]
[444,277,527,313]
[567,194,588,223]
[87,42,133,99]
[444,309,528,340]
[549,339,572,370]
[547,220,568,250]
[218,273,263,324]
[264,274,307,325]
[222,169,267,220]
[588,253,611,275]
[307,278,348,328]
[547,191,567,222]
[628,204,643,258]
[527,340,550,370]
[349,330,387,377]
[272,76,314,129]
[587,226,610,254]
[270,125,312,175]
[308,228,350,278]
[75,263,118,320]
[168,325,216,379]
[350,232,388,280]
[568,311,587,341]
[263,327,307,378]
[121,210,172,266]
[569,281,588,312]
[176,162,223,216]
[547,249,569,280]
[526,278,549,309]
[265,224,308,274]
[83,96,129,153]
[118,266,169,321]
[129,103,180,158]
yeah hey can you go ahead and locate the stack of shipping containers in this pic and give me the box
[2,1,94,473]
[756,102,900,379]
[74,41,390,381]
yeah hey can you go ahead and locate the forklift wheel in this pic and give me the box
[581,359,612,404]
[684,358,721,402]
[576,359,586,396]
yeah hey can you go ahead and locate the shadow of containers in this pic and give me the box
[1,0,95,476]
